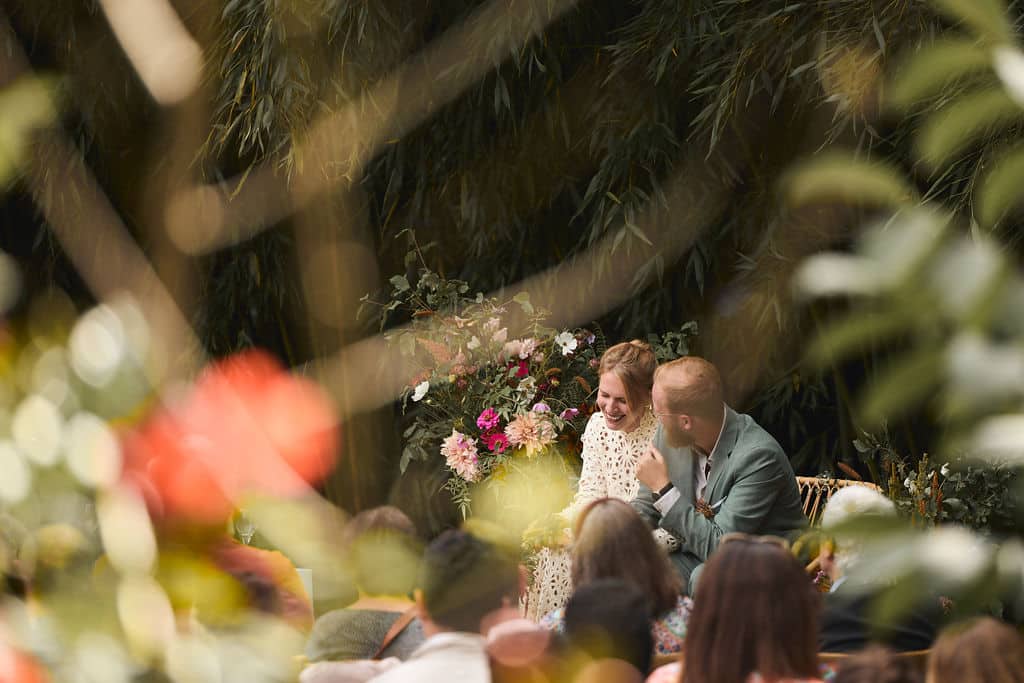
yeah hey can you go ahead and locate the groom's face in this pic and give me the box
[652,383,695,449]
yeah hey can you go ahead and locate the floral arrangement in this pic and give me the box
[363,254,604,515]
[364,238,699,518]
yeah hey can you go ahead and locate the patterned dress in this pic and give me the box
[540,594,694,655]
[524,410,660,621]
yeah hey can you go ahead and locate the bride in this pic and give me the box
[525,339,671,620]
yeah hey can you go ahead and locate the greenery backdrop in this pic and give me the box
[3,0,1024,529]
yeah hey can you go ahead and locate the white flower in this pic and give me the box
[412,381,429,402]
[903,476,918,495]
[467,336,481,350]
[918,526,991,585]
[941,463,951,477]
[492,328,508,345]
[554,331,578,356]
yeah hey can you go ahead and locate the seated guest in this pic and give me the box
[633,357,806,595]
[539,498,692,655]
[832,646,923,683]
[564,579,653,675]
[369,529,520,683]
[647,534,822,683]
[817,487,940,654]
[307,506,424,661]
[926,617,1024,683]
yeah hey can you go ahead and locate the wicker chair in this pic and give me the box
[797,476,883,527]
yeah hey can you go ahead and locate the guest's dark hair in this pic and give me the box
[342,506,421,597]
[572,498,680,617]
[682,538,820,683]
[927,617,1024,683]
[833,646,922,683]
[564,579,653,673]
[418,529,518,633]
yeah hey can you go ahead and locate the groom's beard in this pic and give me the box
[664,421,695,449]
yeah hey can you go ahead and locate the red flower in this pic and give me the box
[483,431,510,454]
[515,360,529,378]
[123,350,339,524]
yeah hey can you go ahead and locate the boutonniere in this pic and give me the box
[695,497,715,519]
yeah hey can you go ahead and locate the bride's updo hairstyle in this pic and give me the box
[598,340,657,412]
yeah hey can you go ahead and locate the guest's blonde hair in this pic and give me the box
[653,356,723,418]
[598,340,656,412]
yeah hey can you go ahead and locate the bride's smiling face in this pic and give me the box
[596,372,640,432]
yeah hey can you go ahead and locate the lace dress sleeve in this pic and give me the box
[561,414,607,522]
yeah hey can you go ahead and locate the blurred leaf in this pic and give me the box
[977,142,1024,228]
[513,291,534,315]
[782,153,915,207]
[993,45,1024,106]
[916,87,1023,168]
[932,0,1014,45]
[807,309,912,366]
[0,76,58,187]
[886,38,992,110]
[860,349,945,427]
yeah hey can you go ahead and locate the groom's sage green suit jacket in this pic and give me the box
[632,406,806,594]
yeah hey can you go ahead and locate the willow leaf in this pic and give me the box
[860,349,945,427]
[916,87,1023,168]
[886,38,991,110]
[807,309,912,367]
[782,153,915,208]
[977,142,1024,228]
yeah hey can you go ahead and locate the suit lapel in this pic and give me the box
[704,406,739,505]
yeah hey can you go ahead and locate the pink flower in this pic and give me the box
[441,429,481,482]
[504,412,557,455]
[484,432,510,454]
[477,407,501,431]
[531,402,551,413]
[560,408,580,420]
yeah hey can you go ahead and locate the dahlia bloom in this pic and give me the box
[441,430,481,482]
[504,412,557,455]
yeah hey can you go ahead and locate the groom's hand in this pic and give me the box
[637,445,670,492]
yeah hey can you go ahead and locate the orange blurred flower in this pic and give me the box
[122,350,338,523]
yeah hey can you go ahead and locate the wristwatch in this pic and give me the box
[654,482,674,499]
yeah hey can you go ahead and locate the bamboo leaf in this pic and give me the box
[916,87,1023,168]
[782,153,915,207]
[976,142,1024,228]
[886,38,991,110]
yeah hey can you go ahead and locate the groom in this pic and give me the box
[632,356,806,595]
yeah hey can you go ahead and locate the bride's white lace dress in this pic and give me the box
[524,409,667,621]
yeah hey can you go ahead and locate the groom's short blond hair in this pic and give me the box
[654,356,723,418]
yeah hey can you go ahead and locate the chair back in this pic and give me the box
[819,649,931,674]
[797,476,882,526]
